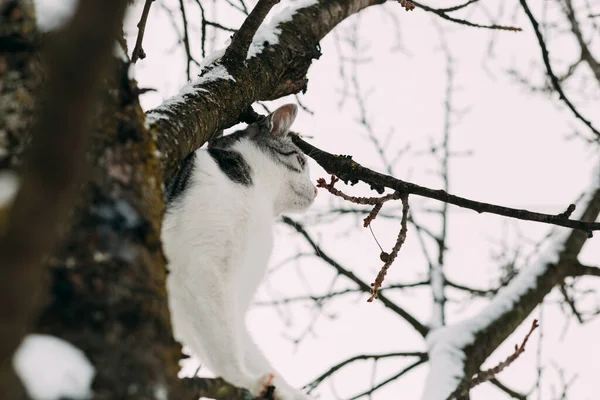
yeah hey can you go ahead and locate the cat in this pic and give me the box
[161,104,317,400]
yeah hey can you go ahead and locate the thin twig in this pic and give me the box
[305,352,427,393]
[368,194,409,302]
[281,216,429,337]
[447,319,539,399]
[519,0,600,138]
[132,0,155,62]
[178,0,193,81]
[410,0,521,31]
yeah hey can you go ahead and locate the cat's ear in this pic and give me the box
[267,104,298,136]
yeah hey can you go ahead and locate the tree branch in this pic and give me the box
[131,0,155,62]
[150,0,388,182]
[291,135,600,234]
[519,0,600,138]
[305,352,427,392]
[181,377,266,400]
[569,262,600,277]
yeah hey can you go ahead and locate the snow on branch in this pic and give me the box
[148,0,409,183]
[13,334,95,400]
[224,0,281,62]
[420,166,600,400]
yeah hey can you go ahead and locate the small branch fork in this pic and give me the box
[316,175,410,301]
[292,135,600,235]
[408,0,522,31]
[224,0,280,62]
[447,319,540,400]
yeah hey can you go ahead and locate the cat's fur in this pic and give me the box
[162,104,316,400]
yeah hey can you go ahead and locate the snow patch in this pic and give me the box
[34,0,78,32]
[247,0,319,59]
[13,334,95,400]
[0,171,19,207]
[146,65,233,126]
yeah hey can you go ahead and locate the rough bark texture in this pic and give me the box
[0,0,39,170]
[34,58,183,398]
[0,0,183,398]
[150,0,385,183]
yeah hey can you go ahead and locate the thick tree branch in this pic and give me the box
[0,0,129,395]
[150,0,387,182]
[459,183,600,393]
[181,377,267,400]
[421,177,600,399]
[291,135,600,233]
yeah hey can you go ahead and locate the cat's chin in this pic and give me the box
[284,195,315,213]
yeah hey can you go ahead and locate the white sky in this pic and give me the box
[123,1,599,399]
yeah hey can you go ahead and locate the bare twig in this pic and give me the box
[368,194,409,302]
[181,377,271,400]
[291,135,600,234]
[447,319,540,399]
[281,216,429,337]
[255,280,429,306]
[178,0,194,81]
[305,352,426,392]
[316,175,401,227]
[489,377,528,400]
[132,0,155,62]
[348,357,428,400]
[410,0,521,31]
[519,0,600,138]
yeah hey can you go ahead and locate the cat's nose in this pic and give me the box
[313,186,318,198]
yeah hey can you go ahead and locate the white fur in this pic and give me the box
[162,112,315,400]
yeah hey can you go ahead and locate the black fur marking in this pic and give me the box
[264,144,304,173]
[166,152,196,205]
[208,148,253,186]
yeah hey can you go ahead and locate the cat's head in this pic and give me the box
[209,104,317,214]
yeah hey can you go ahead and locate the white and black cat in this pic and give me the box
[161,104,316,400]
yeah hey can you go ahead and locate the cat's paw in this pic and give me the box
[249,373,296,400]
